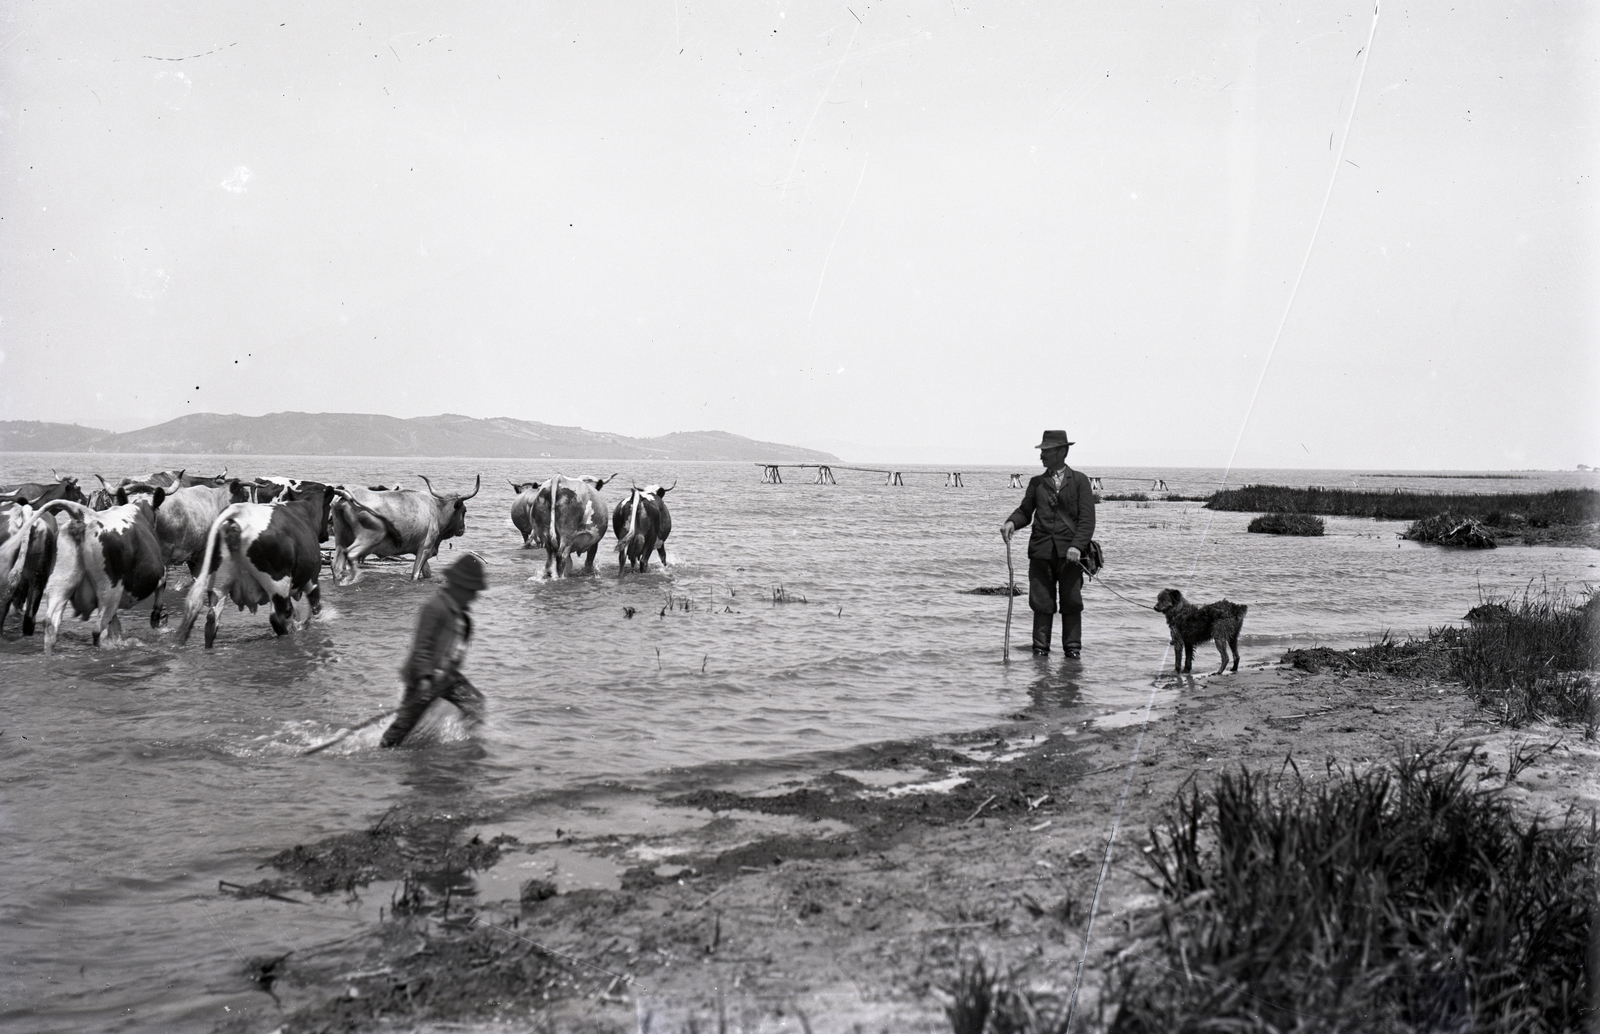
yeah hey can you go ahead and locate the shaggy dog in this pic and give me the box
[1153,588,1249,674]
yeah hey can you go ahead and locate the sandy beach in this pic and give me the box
[213,652,1599,1034]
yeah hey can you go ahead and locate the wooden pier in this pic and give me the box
[755,464,1204,494]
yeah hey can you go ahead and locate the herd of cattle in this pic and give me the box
[0,469,676,652]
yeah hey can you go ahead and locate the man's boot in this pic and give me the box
[1031,612,1053,654]
[1062,610,1082,659]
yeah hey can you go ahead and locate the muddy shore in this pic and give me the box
[216,660,1599,1034]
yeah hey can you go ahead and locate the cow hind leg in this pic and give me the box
[89,585,127,647]
[269,595,293,636]
[1214,635,1231,675]
[23,577,46,636]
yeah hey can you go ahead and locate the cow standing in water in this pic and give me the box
[116,480,251,577]
[509,481,542,548]
[529,474,610,577]
[613,487,664,573]
[642,482,675,568]
[177,484,327,647]
[329,475,480,585]
[19,496,168,652]
[0,503,56,635]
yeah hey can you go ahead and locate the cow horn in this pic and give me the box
[462,474,481,501]
[660,479,678,495]
[95,474,110,489]
[416,474,441,498]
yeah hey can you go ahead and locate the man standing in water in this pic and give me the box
[1000,430,1097,657]
[380,553,487,748]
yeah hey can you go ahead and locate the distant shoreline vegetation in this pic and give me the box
[1207,485,1600,548]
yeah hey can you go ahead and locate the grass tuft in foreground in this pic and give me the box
[1108,745,1596,1034]
[1246,512,1325,536]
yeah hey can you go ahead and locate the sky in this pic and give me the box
[1,0,1595,469]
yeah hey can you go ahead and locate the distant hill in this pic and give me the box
[0,413,838,463]
[0,421,113,452]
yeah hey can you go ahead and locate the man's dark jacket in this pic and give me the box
[402,588,472,687]
[1007,466,1096,560]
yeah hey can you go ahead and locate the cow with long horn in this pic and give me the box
[329,474,480,585]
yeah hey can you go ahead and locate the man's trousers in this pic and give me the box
[380,673,485,748]
[1028,555,1083,654]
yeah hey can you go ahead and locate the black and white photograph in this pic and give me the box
[2,2,1597,1031]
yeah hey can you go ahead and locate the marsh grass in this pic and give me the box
[943,953,1069,1034]
[1455,587,1600,729]
[1283,588,1598,733]
[1246,512,1326,536]
[770,584,808,604]
[1402,512,1497,548]
[1109,745,1597,1034]
[1206,485,1599,525]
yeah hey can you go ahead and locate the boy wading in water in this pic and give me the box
[1000,430,1097,658]
[381,553,487,747]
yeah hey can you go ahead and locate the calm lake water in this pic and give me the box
[2,455,1596,1031]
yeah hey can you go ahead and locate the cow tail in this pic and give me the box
[548,474,561,553]
[180,509,231,642]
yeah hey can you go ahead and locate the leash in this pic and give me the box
[1084,572,1153,612]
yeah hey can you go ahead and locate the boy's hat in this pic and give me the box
[442,553,487,591]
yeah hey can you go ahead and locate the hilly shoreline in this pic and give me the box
[0,413,839,463]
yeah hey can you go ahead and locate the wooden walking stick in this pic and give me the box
[301,709,397,756]
[1004,534,1015,661]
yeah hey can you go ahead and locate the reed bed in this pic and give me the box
[1205,485,1599,525]
[1109,745,1596,1034]
[1246,512,1325,536]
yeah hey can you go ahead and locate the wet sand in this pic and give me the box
[216,660,1599,1033]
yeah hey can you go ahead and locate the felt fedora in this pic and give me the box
[442,553,488,591]
[1036,430,1075,450]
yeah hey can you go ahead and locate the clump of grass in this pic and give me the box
[943,953,1067,1034]
[770,584,807,604]
[1403,512,1497,548]
[1282,589,1598,731]
[1456,587,1600,728]
[1110,745,1596,1033]
[1247,512,1325,536]
[1103,492,1150,502]
[1206,485,1599,524]
[1284,629,1462,680]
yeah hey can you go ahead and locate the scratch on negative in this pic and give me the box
[142,42,237,61]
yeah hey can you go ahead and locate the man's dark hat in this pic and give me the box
[443,553,487,591]
[1036,430,1075,449]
